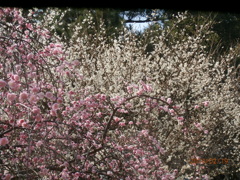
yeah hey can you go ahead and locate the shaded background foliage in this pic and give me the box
[27,8,240,51]
[26,7,240,69]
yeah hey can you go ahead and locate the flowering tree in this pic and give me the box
[62,9,240,177]
[0,8,239,180]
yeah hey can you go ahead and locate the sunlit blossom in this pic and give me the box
[7,93,17,102]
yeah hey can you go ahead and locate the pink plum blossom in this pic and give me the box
[19,91,28,102]
[52,47,62,55]
[202,174,209,180]
[204,130,209,134]
[72,60,80,66]
[37,92,45,99]
[129,121,133,125]
[100,94,106,101]
[17,119,25,126]
[140,80,153,92]
[0,79,7,88]
[141,130,149,137]
[52,103,60,110]
[13,74,20,81]
[160,96,166,101]
[35,114,43,122]
[134,149,143,156]
[0,137,9,146]
[194,105,200,109]
[32,106,40,114]
[57,97,63,103]
[136,88,144,96]
[126,85,133,94]
[36,140,43,147]
[31,86,39,93]
[96,112,102,117]
[27,53,34,60]
[26,23,33,30]
[202,101,209,107]
[169,109,175,115]
[45,91,53,99]
[3,174,11,180]
[22,122,28,128]
[194,122,203,131]
[177,116,184,121]
[114,117,120,122]
[50,110,57,116]
[119,122,126,127]
[167,98,172,104]
[29,94,38,104]
[7,93,17,102]
[8,80,20,91]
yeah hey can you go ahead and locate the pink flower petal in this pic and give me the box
[0,137,9,146]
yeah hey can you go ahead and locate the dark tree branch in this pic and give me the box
[124,19,151,23]
[0,128,13,138]
[102,107,120,141]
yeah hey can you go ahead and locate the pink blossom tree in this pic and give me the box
[0,8,179,179]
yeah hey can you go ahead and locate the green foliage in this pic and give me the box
[163,10,240,53]
[212,12,240,50]
[67,9,124,37]
[53,8,124,41]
